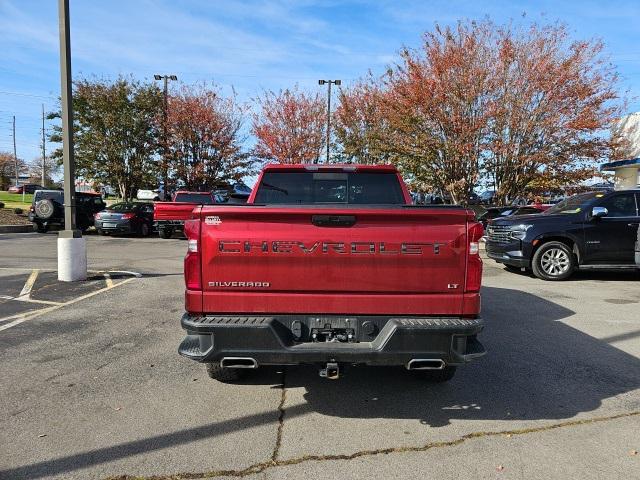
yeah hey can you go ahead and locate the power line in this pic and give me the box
[0,90,56,99]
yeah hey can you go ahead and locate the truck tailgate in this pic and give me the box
[154,203,199,221]
[196,206,470,315]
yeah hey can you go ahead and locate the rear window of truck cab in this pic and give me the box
[254,171,405,204]
[174,193,215,204]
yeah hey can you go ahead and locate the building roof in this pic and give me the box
[600,158,640,171]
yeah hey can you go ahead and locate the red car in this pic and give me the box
[8,184,42,194]
[178,164,485,382]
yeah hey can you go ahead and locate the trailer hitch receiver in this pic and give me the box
[319,362,340,380]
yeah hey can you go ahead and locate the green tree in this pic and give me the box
[49,77,163,200]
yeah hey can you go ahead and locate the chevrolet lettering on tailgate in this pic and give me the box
[218,240,446,255]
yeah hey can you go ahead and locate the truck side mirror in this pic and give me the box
[591,206,608,218]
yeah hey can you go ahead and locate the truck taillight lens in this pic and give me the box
[465,222,484,292]
[184,220,202,290]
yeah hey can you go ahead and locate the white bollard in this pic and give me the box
[57,236,87,281]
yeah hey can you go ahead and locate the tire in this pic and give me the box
[34,199,55,220]
[97,228,106,236]
[532,241,576,281]
[159,227,173,239]
[34,222,48,233]
[139,222,151,237]
[205,362,247,383]
[414,366,457,383]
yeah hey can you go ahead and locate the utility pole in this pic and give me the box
[12,115,17,186]
[154,74,177,198]
[41,104,46,187]
[57,0,86,281]
[318,79,341,164]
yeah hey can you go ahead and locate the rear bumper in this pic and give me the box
[155,220,184,231]
[179,313,485,367]
[95,219,134,234]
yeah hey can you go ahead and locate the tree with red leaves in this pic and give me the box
[167,84,253,190]
[336,20,625,204]
[486,22,623,203]
[252,86,326,164]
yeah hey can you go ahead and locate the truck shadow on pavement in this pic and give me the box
[2,287,639,480]
[267,285,640,427]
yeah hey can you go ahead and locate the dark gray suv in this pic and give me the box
[29,190,106,233]
[486,190,640,280]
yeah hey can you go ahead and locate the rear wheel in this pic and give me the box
[532,241,575,281]
[205,362,247,383]
[414,366,457,383]
[139,222,151,237]
[97,228,106,236]
[34,222,48,233]
[159,227,173,239]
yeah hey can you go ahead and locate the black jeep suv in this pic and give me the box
[486,189,640,280]
[29,190,106,233]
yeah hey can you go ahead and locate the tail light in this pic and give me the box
[121,213,134,219]
[465,221,484,292]
[94,212,102,219]
[184,219,201,290]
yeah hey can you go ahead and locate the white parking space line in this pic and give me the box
[0,277,137,332]
[103,273,114,288]
[18,269,39,299]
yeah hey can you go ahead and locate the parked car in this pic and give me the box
[508,204,552,216]
[29,190,105,233]
[137,187,165,201]
[486,189,640,280]
[212,183,252,204]
[477,206,516,229]
[8,184,42,194]
[467,192,481,205]
[94,202,154,236]
[179,164,485,383]
[478,190,496,205]
[154,191,221,239]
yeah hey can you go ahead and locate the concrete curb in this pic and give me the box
[0,224,33,234]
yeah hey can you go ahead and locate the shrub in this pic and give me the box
[13,207,23,214]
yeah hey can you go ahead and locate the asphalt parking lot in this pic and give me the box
[0,231,639,480]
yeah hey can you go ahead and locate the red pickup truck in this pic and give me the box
[154,191,221,239]
[179,164,485,382]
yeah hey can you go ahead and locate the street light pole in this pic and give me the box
[57,0,86,281]
[42,104,46,188]
[154,74,177,198]
[318,79,341,164]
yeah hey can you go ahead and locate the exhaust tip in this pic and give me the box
[220,357,258,369]
[406,359,445,370]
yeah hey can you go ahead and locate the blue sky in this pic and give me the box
[1,0,640,166]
